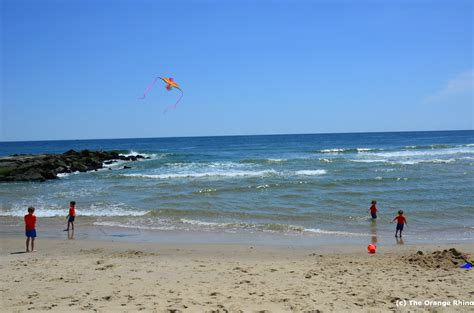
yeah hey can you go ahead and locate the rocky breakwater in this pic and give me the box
[0,149,146,182]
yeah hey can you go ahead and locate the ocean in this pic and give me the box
[1,130,473,244]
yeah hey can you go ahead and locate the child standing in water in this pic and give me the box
[368,200,378,219]
[65,201,76,231]
[392,210,407,237]
[24,207,37,252]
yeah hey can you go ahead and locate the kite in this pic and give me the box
[139,77,183,113]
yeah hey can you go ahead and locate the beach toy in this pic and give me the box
[367,244,376,254]
[460,263,472,269]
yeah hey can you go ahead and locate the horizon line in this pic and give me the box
[1,129,473,144]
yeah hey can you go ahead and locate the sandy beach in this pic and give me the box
[1,234,473,312]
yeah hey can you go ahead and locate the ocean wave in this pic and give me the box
[197,188,218,193]
[319,158,333,163]
[166,161,249,169]
[57,171,80,178]
[0,204,149,217]
[402,144,455,150]
[146,208,221,218]
[121,168,327,180]
[320,148,347,153]
[92,217,370,237]
[350,159,388,163]
[121,169,278,179]
[394,158,457,165]
[239,158,288,164]
[191,183,285,195]
[120,150,161,159]
[103,159,129,168]
[145,208,311,222]
[303,228,369,236]
[180,218,222,226]
[369,147,473,158]
[176,218,358,235]
[294,170,327,176]
[351,157,460,165]
[267,158,287,163]
[101,151,167,169]
[93,221,176,231]
[318,148,383,154]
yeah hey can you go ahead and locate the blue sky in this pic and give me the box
[1,0,473,141]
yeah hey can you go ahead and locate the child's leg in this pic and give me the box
[71,221,74,230]
[399,229,402,237]
[26,237,30,252]
[67,221,70,231]
[31,238,35,252]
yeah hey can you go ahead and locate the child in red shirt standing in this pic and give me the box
[66,201,76,231]
[24,207,37,252]
[392,210,407,237]
[368,200,378,219]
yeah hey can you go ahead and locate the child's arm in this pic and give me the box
[391,217,396,223]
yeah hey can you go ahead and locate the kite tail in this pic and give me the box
[138,77,159,99]
[163,90,184,114]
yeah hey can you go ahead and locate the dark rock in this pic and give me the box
[43,171,58,180]
[0,150,146,182]
[21,169,46,182]
[63,149,79,156]
[123,166,132,169]
[80,150,92,157]
[71,162,88,172]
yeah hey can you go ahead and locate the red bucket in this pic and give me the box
[368,244,376,254]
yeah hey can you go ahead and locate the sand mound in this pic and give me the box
[402,248,471,270]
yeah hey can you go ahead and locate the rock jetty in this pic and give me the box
[0,149,146,182]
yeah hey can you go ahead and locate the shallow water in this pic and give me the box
[1,130,473,243]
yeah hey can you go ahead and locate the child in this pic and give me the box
[66,201,76,231]
[24,207,37,252]
[392,210,407,237]
[368,200,378,219]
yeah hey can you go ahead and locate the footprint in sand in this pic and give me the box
[95,264,114,270]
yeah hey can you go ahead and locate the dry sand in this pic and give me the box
[0,237,473,312]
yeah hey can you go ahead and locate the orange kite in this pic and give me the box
[139,76,184,113]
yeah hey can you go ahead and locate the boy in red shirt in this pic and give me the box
[24,207,37,252]
[392,210,407,237]
[66,201,76,231]
[368,200,378,219]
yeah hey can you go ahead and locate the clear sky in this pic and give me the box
[1,0,473,141]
